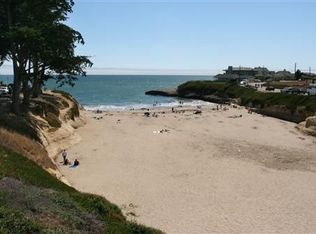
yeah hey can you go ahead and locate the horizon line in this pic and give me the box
[2,65,314,76]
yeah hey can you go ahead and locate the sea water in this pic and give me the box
[0,75,215,110]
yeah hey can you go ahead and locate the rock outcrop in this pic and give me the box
[145,89,231,104]
[297,115,316,136]
[145,89,178,97]
[35,91,86,184]
[249,105,311,123]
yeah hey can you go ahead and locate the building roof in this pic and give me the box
[224,67,253,71]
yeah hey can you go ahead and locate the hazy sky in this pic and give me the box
[1,0,316,75]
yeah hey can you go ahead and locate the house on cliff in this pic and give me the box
[216,66,271,81]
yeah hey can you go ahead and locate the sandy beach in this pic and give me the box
[59,105,316,233]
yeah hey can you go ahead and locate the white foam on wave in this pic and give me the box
[84,100,215,111]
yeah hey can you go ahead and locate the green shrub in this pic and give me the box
[0,207,41,233]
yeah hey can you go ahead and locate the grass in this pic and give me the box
[0,146,162,233]
[266,80,307,89]
[0,113,41,142]
[0,207,41,233]
[0,147,72,191]
[0,128,55,170]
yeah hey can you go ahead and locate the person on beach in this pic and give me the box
[63,158,70,165]
[73,159,80,167]
[62,149,67,164]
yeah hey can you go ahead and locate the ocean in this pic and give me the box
[0,75,215,110]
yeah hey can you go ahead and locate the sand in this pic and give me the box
[59,105,316,233]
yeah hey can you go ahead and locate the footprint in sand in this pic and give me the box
[289,130,298,135]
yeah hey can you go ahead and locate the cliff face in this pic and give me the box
[0,91,85,183]
[297,116,316,137]
[250,105,311,123]
[145,88,231,104]
[34,91,86,183]
[0,128,55,170]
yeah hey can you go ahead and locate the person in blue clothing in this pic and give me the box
[73,159,80,167]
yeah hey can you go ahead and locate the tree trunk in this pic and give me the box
[22,77,31,108]
[12,62,21,114]
[31,57,42,98]
[32,80,42,98]
[7,0,21,114]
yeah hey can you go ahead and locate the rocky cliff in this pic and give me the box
[297,116,316,137]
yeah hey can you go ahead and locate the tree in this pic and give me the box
[0,0,92,114]
[29,23,92,99]
[295,69,302,80]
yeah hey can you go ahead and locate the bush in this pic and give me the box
[0,207,41,233]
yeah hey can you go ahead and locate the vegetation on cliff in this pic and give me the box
[52,90,80,120]
[0,91,72,145]
[177,81,316,122]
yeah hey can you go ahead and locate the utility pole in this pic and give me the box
[294,62,297,73]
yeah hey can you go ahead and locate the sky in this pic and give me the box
[1,0,316,75]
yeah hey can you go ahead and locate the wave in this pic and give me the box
[83,100,215,111]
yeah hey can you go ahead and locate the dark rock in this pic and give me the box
[145,89,178,97]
